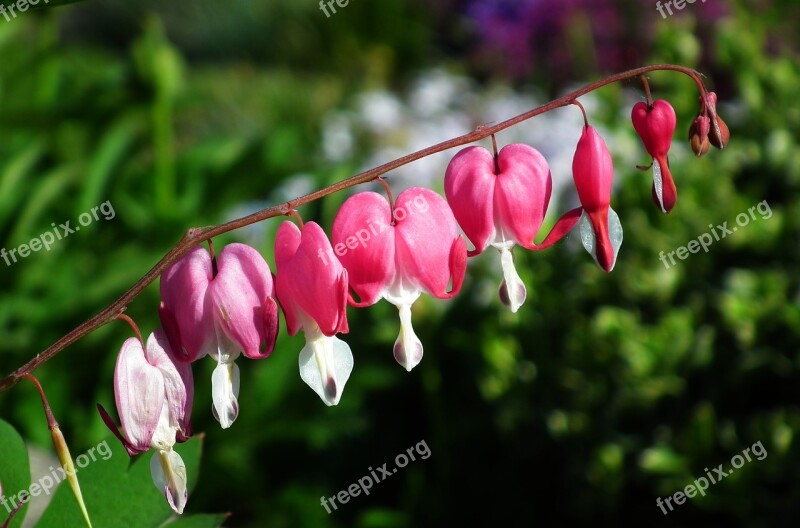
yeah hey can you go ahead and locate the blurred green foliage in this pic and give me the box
[0,0,799,526]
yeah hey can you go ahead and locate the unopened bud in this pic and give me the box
[702,92,730,150]
[688,115,711,157]
[708,114,730,150]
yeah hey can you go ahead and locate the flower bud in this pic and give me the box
[688,115,711,157]
[703,92,730,150]
[709,114,730,150]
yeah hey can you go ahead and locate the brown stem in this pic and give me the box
[376,177,395,222]
[572,100,589,128]
[23,374,58,430]
[116,314,144,346]
[0,64,706,394]
[640,75,653,106]
[287,209,304,227]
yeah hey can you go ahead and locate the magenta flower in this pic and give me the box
[332,187,466,371]
[445,144,581,312]
[572,125,623,272]
[98,329,192,514]
[632,99,678,213]
[159,243,279,428]
[274,221,353,406]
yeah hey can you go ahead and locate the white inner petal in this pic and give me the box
[150,448,188,515]
[578,208,624,271]
[298,324,354,406]
[393,303,424,371]
[653,158,666,213]
[211,358,240,429]
[498,247,527,313]
[150,400,178,451]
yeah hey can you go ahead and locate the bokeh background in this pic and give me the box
[1,0,799,526]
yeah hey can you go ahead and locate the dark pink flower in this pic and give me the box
[332,187,466,371]
[445,143,581,311]
[159,243,279,428]
[631,99,678,213]
[274,221,352,406]
[572,125,623,272]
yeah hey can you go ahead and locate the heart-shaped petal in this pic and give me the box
[209,243,279,360]
[632,99,676,158]
[275,221,349,337]
[444,146,497,254]
[572,125,614,213]
[493,143,552,248]
[394,187,466,299]
[114,337,166,454]
[159,246,214,362]
[332,192,396,306]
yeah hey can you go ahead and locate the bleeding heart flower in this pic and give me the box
[97,329,192,514]
[631,99,677,213]
[332,187,466,371]
[572,125,623,272]
[274,221,353,406]
[159,243,279,428]
[445,143,581,312]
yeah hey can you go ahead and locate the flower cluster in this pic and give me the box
[97,87,727,514]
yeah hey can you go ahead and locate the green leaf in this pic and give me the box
[36,435,205,528]
[0,419,30,528]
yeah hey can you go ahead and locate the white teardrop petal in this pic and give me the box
[578,209,597,259]
[393,304,424,371]
[653,159,666,213]
[578,208,624,271]
[498,248,526,313]
[211,360,240,429]
[150,448,188,515]
[299,333,354,406]
[607,206,624,269]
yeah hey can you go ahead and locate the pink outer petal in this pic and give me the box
[653,155,677,213]
[114,337,165,453]
[444,146,496,255]
[171,355,194,442]
[209,243,279,360]
[394,187,466,298]
[588,207,615,273]
[274,221,303,336]
[159,246,213,362]
[572,125,613,212]
[523,207,583,251]
[332,192,396,307]
[494,143,552,246]
[146,329,191,436]
[632,100,677,158]
[275,222,349,337]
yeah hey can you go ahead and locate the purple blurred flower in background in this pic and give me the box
[462,0,727,83]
